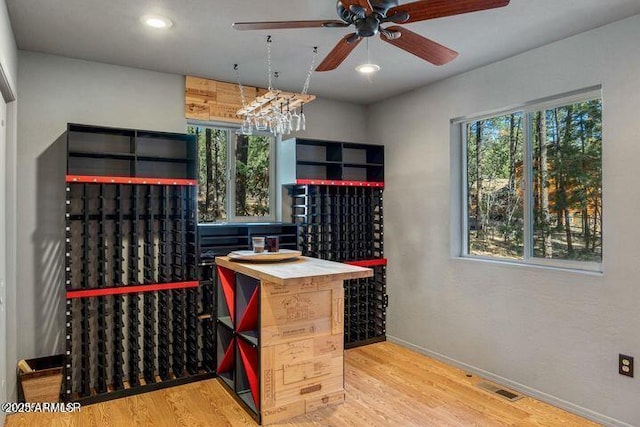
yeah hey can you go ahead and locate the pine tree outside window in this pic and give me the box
[188,125,275,223]
[460,88,602,272]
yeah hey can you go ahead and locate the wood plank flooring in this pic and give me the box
[4,342,599,426]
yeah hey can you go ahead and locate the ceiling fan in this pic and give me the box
[233,0,510,72]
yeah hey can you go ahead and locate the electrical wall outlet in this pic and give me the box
[619,354,634,377]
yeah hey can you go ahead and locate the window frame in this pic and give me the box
[188,121,277,224]
[456,87,603,273]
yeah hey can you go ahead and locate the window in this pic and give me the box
[461,89,602,271]
[188,125,275,223]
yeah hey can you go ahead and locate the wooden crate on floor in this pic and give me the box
[18,355,64,403]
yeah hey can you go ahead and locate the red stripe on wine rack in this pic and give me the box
[295,179,384,188]
[66,281,199,299]
[344,258,388,267]
[66,175,198,186]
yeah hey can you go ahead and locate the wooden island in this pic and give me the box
[214,255,373,425]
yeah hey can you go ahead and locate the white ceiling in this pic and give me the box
[7,0,640,104]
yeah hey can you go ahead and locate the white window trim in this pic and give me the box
[453,86,603,273]
[188,121,277,223]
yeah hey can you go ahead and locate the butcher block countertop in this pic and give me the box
[214,255,372,285]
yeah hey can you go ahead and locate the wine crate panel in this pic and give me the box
[261,318,332,347]
[260,278,345,423]
[261,289,332,327]
[305,390,345,413]
[283,355,341,385]
[262,400,306,425]
[273,374,343,404]
[262,281,318,297]
[271,334,342,363]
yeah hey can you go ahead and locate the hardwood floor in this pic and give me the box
[4,342,599,427]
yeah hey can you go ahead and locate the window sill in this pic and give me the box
[453,256,603,277]
[198,221,288,226]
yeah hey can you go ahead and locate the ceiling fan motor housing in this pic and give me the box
[372,0,401,12]
[356,15,381,37]
[336,0,398,24]
[336,0,402,38]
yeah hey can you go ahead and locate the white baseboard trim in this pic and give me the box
[387,335,634,427]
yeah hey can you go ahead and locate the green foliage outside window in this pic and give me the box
[189,125,273,223]
[235,135,271,217]
[466,98,602,263]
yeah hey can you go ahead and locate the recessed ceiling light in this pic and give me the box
[356,63,380,74]
[141,15,173,29]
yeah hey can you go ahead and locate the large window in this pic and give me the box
[462,89,602,271]
[189,125,275,223]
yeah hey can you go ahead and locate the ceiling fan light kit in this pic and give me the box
[233,0,510,72]
[140,14,173,29]
[356,63,380,74]
[355,38,380,74]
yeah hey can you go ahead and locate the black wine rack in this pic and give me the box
[198,223,298,263]
[63,124,214,404]
[344,264,387,347]
[290,185,383,262]
[64,180,214,403]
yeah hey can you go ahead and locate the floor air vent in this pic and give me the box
[475,381,523,402]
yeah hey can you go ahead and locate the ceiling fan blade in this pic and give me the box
[233,20,349,31]
[389,0,510,24]
[316,33,363,72]
[381,26,458,66]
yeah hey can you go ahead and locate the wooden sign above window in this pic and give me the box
[185,76,268,124]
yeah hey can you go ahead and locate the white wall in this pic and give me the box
[15,50,368,370]
[0,0,16,93]
[0,0,17,412]
[293,97,368,144]
[367,14,640,426]
[275,96,369,221]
